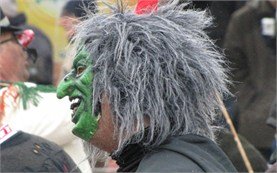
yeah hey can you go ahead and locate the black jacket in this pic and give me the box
[114,134,237,172]
[1,131,80,172]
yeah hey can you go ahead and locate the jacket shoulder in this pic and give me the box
[1,132,79,172]
[136,149,204,172]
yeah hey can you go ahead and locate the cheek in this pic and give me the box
[6,43,26,62]
[0,44,27,81]
[90,95,118,152]
[90,116,118,152]
[59,17,76,32]
[14,47,27,67]
[0,48,18,70]
[80,68,93,85]
[76,70,93,95]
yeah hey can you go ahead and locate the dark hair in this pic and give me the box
[61,0,96,18]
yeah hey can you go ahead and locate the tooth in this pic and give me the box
[72,98,78,104]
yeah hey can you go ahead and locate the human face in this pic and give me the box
[0,32,29,82]
[57,48,99,141]
[59,15,79,40]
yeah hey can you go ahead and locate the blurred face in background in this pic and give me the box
[59,13,80,40]
[0,32,29,82]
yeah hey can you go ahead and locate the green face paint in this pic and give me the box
[56,48,98,141]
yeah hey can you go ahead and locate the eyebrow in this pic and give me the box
[73,49,89,68]
[73,55,81,68]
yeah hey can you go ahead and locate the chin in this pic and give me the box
[90,132,118,153]
[83,141,108,167]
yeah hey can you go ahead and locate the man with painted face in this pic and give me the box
[57,0,237,172]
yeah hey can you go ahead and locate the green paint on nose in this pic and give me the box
[56,76,74,99]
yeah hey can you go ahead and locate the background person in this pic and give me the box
[0,8,79,172]
[224,0,276,159]
[0,5,92,172]
[59,0,97,80]
[0,0,54,85]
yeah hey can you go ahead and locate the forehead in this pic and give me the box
[72,48,90,66]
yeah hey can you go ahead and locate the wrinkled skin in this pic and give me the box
[57,48,99,141]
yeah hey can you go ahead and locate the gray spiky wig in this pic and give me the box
[75,0,230,154]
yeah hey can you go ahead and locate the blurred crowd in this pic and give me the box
[0,0,276,172]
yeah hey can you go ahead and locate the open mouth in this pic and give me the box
[69,96,81,121]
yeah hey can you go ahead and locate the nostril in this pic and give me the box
[64,76,69,81]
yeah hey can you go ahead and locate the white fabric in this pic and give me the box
[1,85,92,173]
[0,124,18,144]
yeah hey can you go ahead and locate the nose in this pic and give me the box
[56,73,74,99]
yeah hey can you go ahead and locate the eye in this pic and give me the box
[76,66,86,76]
